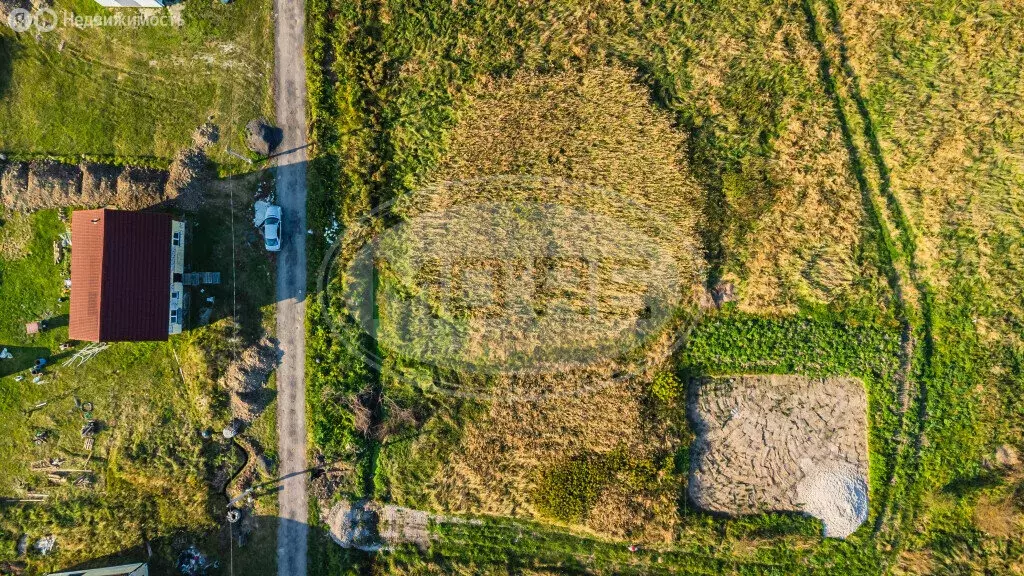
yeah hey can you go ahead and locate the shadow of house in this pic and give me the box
[0,345,51,377]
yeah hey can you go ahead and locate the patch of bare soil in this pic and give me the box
[25,160,82,210]
[166,147,209,212]
[80,162,121,206]
[222,337,280,424]
[223,336,279,394]
[116,166,166,211]
[0,162,29,209]
[310,452,355,507]
[689,375,869,538]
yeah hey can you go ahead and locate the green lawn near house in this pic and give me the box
[0,0,272,167]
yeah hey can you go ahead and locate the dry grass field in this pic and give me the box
[305,0,1024,573]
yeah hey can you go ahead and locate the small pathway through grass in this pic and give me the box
[274,0,310,572]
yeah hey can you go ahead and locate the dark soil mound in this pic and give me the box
[27,160,82,208]
[116,166,167,210]
[0,162,29,211]
[80,162,122,207]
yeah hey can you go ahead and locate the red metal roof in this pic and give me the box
[70,209,172,342]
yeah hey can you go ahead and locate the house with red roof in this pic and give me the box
[69,209,185,342]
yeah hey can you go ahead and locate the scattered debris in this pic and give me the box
[176,545,218,575]
[62,342,110,368]
[34,535,55,556]
[0,348,12,360]
[15,534,27,557]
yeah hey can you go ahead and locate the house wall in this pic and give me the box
[169,220,185,335]
[47,562,148,576]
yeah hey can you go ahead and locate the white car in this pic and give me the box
[264,205,282,252]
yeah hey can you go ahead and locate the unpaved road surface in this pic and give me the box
[274,0,309,572]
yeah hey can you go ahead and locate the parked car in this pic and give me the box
[264,205,282,252]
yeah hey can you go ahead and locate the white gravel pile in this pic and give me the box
[796,460,868,538]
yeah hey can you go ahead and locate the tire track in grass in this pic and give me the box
[800,0,935,552]
[816,1,936,551]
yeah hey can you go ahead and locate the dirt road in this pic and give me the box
[273,0,309,572]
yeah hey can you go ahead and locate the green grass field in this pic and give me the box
[0,0,272,167]
[306,0,1024,574]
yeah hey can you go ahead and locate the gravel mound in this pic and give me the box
[796,460,868,538]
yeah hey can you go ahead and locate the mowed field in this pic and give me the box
[0,1,278,572]
[307,0,1024,575]
[0,0,272,164]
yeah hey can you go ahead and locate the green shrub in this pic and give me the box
[535,451,627,523]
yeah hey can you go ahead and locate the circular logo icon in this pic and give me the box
[317,175,704,401]
[7,8,32,32]
[33,7,57,32]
